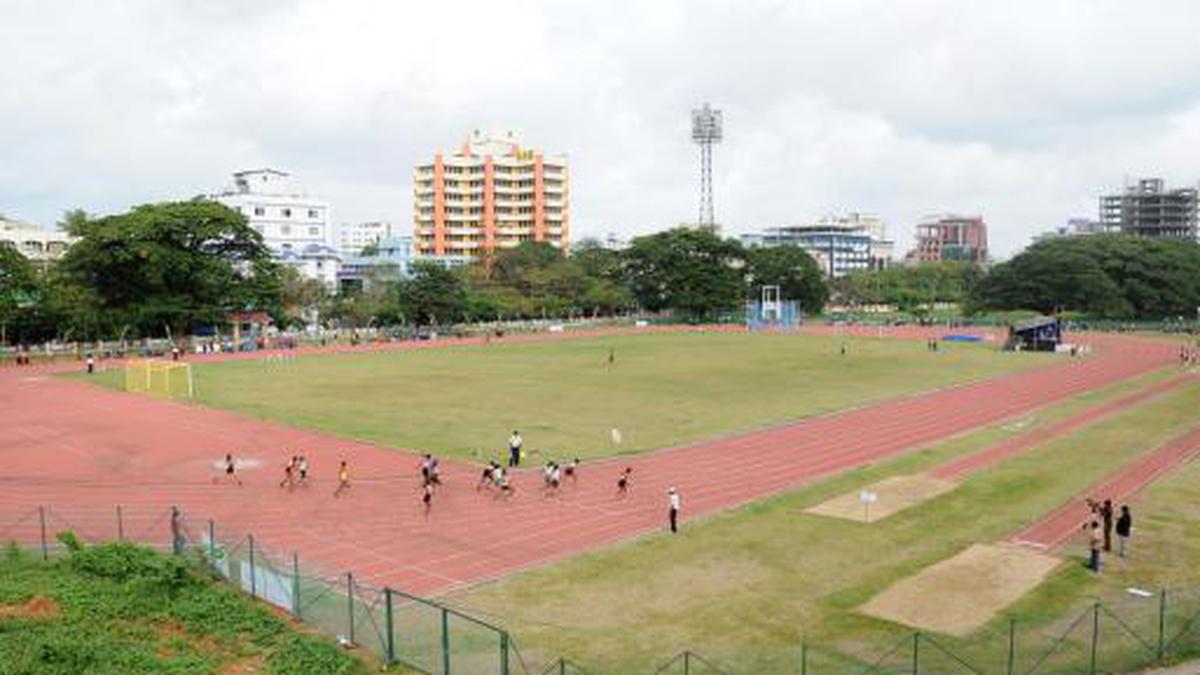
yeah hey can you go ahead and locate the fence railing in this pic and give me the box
[6,504,1200,674]
[1,504,515,674]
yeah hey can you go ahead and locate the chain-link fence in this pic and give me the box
[6,504,1200,674]
[1,504,515,674]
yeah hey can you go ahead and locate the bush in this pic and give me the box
[266,634,361,675]
[68,540,189,591]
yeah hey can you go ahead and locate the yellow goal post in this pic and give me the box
[124,359,194,399]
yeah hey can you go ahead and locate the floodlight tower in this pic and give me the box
[691,102,723,228]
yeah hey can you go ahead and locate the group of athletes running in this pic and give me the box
[215,440,640,512]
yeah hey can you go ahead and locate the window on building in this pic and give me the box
[307,208,319,218]
[309,227,320,236]
[253,206,265,216]
[282,208,292,218]
[281,225,292,236]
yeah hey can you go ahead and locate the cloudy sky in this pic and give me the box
[2,0,1200,257]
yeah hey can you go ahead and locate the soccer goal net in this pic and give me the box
[124,360,194,399]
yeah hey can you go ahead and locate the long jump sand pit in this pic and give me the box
[805,474,957,522]
[860,543,1061,636]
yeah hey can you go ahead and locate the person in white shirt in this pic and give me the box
[508,431,523,467]
[668,487,681,533]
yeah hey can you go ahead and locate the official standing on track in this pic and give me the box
[668,487,681,533]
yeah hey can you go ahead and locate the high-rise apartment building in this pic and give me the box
[1100,178,1198,240]
[413,130,569,258]
[907,214,988,263]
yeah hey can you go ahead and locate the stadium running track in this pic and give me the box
[1010,422,1200,550]
[0,326,1186,596]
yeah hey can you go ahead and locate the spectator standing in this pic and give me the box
[1087,521,1102,572]
[1116,505,1133,557]
[1100,499,1114,552]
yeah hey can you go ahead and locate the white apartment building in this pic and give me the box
[414,130,569,259]
[0,215,73,267]
[213,169,333,254]
[212,169,340,288]
[337,221,393,258]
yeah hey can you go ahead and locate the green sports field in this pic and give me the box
[447,374,1200,672]
[89,332,1052,460]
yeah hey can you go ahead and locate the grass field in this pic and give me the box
[81,332,1052,461]
[444,373,1200,672]
[0,540,369,675]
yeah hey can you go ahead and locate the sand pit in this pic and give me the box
[859,543,1061,636]
[805,474,957,522]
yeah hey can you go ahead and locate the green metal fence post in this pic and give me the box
[38,506,48,560]
[684,650,691,675]
[291,553,301,618]
[116,505,124,541]
[248,535,257,598]
[1007,618,1016,675]
[500,630,509,675]
[559,658,566,675]
[1089,602,1100,675]
[207,520,215,567]
[441,606,450,675]
[801,642,808,675]
[346,572,355,646]
[384,587,396,665]
[1158,588,1167,662]
[170,506,182,555]
[912,632,920,675]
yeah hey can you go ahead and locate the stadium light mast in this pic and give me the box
[691,102,723,228]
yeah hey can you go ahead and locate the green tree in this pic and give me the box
[624,228,746,319]
[0,245,43,343]
[55,201,282,337]
[279,266,330,328]
[397,261,467,325]
[744,245,829,314]
[969,234,1200,317]
[570,238,625,282]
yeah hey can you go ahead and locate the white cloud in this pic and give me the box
[2,0,1200,255]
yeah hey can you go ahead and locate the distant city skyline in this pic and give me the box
[3,1,1200,258]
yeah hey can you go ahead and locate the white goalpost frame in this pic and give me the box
[761,285,781,323]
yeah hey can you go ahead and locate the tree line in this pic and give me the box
[834,234,1200,320]
[7,201,1196,345]
[0,202,829,343]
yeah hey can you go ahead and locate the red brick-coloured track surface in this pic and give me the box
[1011,424,1200,550]
[930,373,1195,482]
[0,328,1179,596]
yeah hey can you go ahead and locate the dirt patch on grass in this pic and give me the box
[859,543,1061,636]
[220,654,264,674]
[805,474,957,522]
[0,595,61,620]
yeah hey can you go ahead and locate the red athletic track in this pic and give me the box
[929,373,1196,481]
[0,328,1179,597]
[1011,424,1200,550]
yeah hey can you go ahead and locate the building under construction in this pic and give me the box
[908,214,989,264]
[1100,178,1198,240]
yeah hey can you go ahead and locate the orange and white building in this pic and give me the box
[413,130,569,258]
